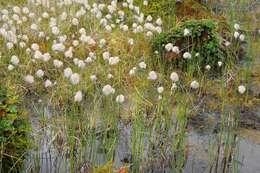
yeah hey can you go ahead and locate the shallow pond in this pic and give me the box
[24,104,260,173]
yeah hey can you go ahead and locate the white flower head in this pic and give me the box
[239,34,245,41]
[238,85,246,94]
[109,56,120,65]
[77,60,85,69]
[170,72,179,82]
[11,55,19,65]
[51,26,60,35]
[147,71,157,80]
[85,57,93,63]
[79,28,86,35]
[53,59,63,68]
[33,51,42,60]
[72,40,79,47]
[218,61,223,67]
[70,73,80,85]
[146,15,153,22]
[22,7,29,14]
[165,43,173,52]
[121,24,129,32]
[234,31,240,39]
[224,41,231,47]
[64,47,73,58]
[190,80,199,89]
[90,75,97,82]
[139,61,147,69]
[43,53,51,62]
[52,43,65,52]
[36,69,44,78]
[102,84,115,96]
[13,6,21,14]
[103,51,110,61]
[60,12,67,21]
[19,42,26,48]
[146,31,153,37]
[99,38,106,48]
[30,23,38,31]
[44,79,53,88]
[156,18,162,25]
[157,86,164,94]
[205,65,211,71]
[184,28,191,36]
[116,94,125,103]
[107,73,114,79]
[72,18,79,26]
[24,75,34,84]
[129,69,136,76]
[8,64,14,71]
[31,43,39,51]
[183,52,192,59]
[172,46,180,54]
[64,67,73,78]
[105,25,112,32]
[128,38,134,45]
[234,23,240,30]
[73,58,79,65]
[42,12,49,19]
[7,42,14,49]
[74,90,83,102]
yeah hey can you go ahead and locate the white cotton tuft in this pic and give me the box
[190,80,199,89]
[24,75,34,84]
[70,73,80,85]
[102,84,115,96]
[116,94,125,103]
[238,85,246,94]
[10,55,19,65]
[147,71,157,80]
[170,72,179,82]
[36,69,44,78]
[74,90,83,102]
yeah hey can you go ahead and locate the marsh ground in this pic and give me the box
[0,0,260,173]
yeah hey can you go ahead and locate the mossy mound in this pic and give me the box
[149,0,244,74]
[152,19,236,73]
[0,86,31,172]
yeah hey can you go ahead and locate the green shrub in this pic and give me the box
[0,86,31,172]
[151,19,233,73]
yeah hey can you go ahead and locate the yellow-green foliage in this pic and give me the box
[0,0,26,7]
[94,160,113,173]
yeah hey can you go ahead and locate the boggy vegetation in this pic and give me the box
[0,86,31,172]
[152,19,233,73]
[0,0,259,173]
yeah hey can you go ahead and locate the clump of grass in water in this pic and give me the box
[172,102,188,172]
